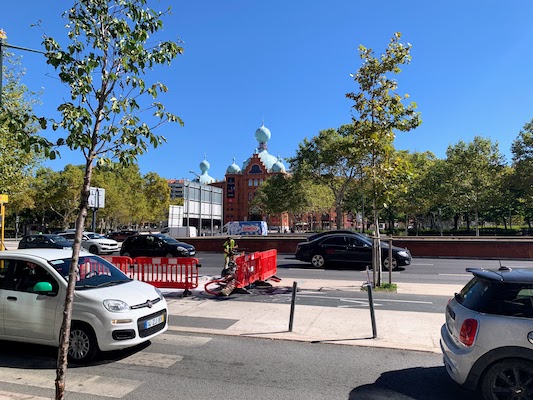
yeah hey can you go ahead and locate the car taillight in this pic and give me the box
[459,318,478,347]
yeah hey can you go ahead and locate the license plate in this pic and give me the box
[144,313,165,329]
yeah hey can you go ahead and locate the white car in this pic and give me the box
[0,249,168,363]
[59,231,119,255]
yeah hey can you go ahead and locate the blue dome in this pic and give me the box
[226,158,241,174]
[200,159,210,172]
[272,157,286,173]
[255,123,271,143]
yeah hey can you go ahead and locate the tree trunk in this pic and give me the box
[55,159,93,400]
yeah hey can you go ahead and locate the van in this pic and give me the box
[160,226,198,238]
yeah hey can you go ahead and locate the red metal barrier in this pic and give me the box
[234,252,261,289]
[258,249,277,281]
[100,256,134,276]
[101,255,200,295]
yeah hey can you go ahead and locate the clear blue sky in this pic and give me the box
[3,1,533,181]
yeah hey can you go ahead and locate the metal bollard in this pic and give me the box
[365,283,377,338]
[289,281,297,332]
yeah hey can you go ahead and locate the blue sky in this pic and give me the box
[2,1,533,181]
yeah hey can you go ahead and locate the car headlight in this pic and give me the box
[177,246,187,253]
[397,251,409,258]
[155,287,164,301]
[103,299,130,312]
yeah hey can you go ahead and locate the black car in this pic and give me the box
[120,234,196,258]
[295,233,411,269]
[18,234,73,250]
[106,230,139,242]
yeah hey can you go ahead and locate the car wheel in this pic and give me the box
[480,358,533,400]
[122,251,131,257]
[311,254,326,268]
[382,256,398,271]
[165,252,174,258]
[88,245,99,254]
[68,323,99,364]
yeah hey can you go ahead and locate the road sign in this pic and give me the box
[88,187,105,208]
[0,194,8,203]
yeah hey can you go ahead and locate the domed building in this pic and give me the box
[210,122,289,231]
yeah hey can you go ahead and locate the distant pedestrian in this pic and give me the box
[222,236,237,269]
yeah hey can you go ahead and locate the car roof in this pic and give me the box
[0,248,90,261]
[466,267,533,284]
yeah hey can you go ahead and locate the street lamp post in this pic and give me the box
[0,30,46,107]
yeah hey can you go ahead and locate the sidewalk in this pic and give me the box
[165,278,464,353]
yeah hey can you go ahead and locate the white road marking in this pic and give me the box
[117,352,183,368]
[0,368,141,398]
[153,333,212,347]
[296,294,433,304]
[0,390,49,400]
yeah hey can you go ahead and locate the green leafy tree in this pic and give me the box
[345,32,421,285]
[289,124,366,229]
[511,120,533,228]
[142,171,171,224]
[444,136,505,235]
[0,53,43,197]
[41,1,183,397]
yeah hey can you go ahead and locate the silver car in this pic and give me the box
[440,266,533,400]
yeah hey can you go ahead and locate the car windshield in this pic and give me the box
[160,236,180,244]
[50,235,70,243]
[86,233,105,239]
[48,255,131,290]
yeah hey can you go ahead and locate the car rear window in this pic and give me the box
[457,277,533,318]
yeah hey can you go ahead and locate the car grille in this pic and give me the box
[138,309,167,338]
[131,297,162,310]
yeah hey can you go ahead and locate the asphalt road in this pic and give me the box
[0,331,480,400]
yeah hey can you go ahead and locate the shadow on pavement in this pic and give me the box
[0,339,152,369]
[348,366,480,400]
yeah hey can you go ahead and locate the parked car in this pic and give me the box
[440,266,533,400]
[295,233,411,269]
[18,234,73,250]
[0,248,168,363]
[120,233,196,258]
[106,230,139,242]
[58,231,119,255]
[306,230,369,242]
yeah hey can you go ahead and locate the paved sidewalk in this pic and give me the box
[165,279,464,354]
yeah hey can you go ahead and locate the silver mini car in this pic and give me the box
[440,266,533,400]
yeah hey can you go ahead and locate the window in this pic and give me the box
[248,193,253,201]
[3,259,59,294]
[254,179,258,186]
[458,278,533,318]
[248,179,252,186]
[322,237,346,246]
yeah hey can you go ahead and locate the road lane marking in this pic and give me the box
[0,368,141,398]
[153,333,212,347]
[117,352,183,368]
[296,294,433,304]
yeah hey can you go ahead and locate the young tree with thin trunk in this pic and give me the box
[346,32,421,286]
[41,1,183,398]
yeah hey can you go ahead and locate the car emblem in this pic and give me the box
[146,300,153,308]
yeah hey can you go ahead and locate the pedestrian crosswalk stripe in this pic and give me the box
[154,332,212,347]
[0,390,49,400]
[116,351,183,368]
[0,368,141,398]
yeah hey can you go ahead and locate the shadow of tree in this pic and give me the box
[348,366,481,400]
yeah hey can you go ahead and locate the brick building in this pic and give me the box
[210,123,290,232]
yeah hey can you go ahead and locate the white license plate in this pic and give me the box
[144,314,165,329]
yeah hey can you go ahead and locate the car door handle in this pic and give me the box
[7,296,17,301]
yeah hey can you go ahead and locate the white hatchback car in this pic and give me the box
[0,249,168,363]
[59,231,119,255]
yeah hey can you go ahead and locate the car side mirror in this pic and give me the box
[34,281,54,294]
